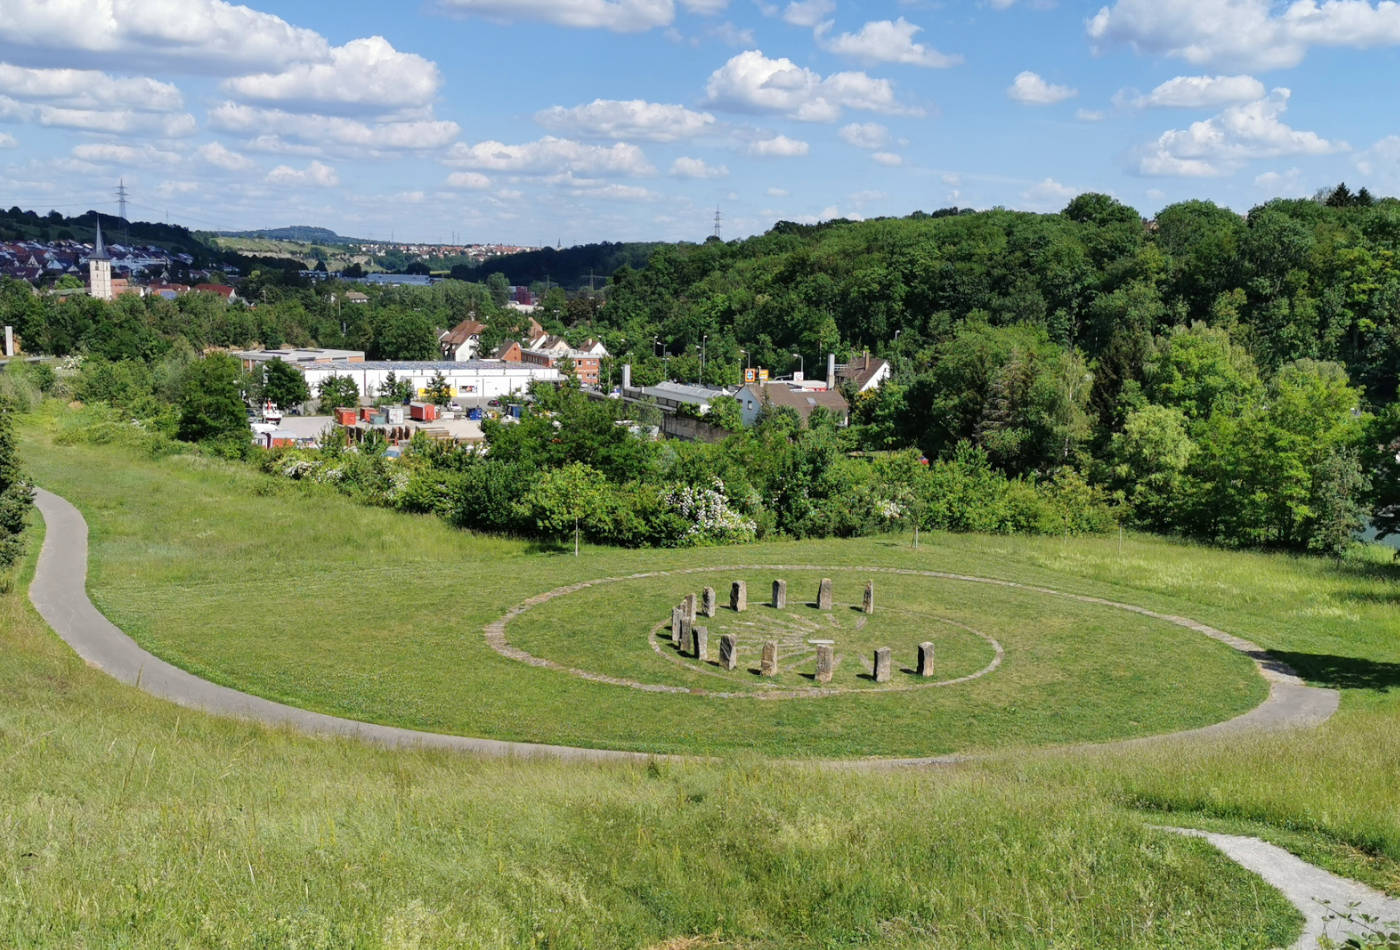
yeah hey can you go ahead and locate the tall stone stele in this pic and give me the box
[760,640,778,676]
[731,580,747,612]
[862,581,875,615]
[918,641,936,677]
[683,593,697,624]
[693,625,709,661]
[873,647,892,683]
[815,643,834,684]
[719,634,738,671]
[671,607,685,649]
[772,579,787,609]
[701,586,717,618]
[817,577,833,610]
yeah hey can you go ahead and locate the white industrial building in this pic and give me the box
[297,359,561,402]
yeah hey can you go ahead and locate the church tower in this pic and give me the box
[88,218,113,302]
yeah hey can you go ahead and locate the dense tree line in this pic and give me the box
[7,187,1400,553]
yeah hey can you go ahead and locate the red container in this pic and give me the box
[335,408,357,426]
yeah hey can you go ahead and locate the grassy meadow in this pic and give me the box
[7,406,1400,946]
[17,415,1266,759]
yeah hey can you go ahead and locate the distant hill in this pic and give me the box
[0,206,222,266]
[448,241,669,290]
[216,226,373,245]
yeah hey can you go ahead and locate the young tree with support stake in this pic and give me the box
[519,462,607,556]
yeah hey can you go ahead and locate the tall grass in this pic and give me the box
[0,561,1297,948]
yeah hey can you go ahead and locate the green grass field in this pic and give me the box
[8,407,1400,946]
[15,425,1269,759]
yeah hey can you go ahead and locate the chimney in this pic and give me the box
[826,353,836,390]
[621,363,632,391]
[864,348,870,370]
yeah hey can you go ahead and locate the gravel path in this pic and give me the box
[29,487,1338,768]
[1165,827,1400,949]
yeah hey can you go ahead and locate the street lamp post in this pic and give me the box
[791,351,804,380]
[700,333,708,385]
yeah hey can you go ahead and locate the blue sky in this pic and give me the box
[2,0,1398,245]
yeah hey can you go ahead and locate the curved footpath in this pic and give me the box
[30,487,1338,768]
[1164,828,1400,950]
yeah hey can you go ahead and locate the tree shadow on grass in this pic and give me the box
[1270,651,1400,693]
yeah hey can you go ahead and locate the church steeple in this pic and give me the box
[89,215,113,301]
[91,217,110,261]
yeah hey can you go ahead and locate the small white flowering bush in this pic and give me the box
[662,478,757,546]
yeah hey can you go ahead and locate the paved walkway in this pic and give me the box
[1165,827,1400,949]
[29,487,1338,769]
[28,489,661,764]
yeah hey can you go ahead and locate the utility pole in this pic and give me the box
[115,178,129,243]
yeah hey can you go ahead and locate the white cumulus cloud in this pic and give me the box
[1021,177,1079,209]
[0,133,15,148]
[446,171,492,189]
[37,106,196,136]
[0,0,328,73]
[670,156,729,178]
[821,18,962,68]
[535,99,717,141]
[838,122,889,149]
[211,102,459,153]
[266,160,339,187]
[223,36,441,113]
[1007,71,1077,105]
[444,136,655,176]
[1119,74,1266,109]
[0,64,183,111]
[198,141,254,171]
[1088,0,1400,71]
[434,0,675,32]
[748,134,809,157]
[704,49,912,121]
[1135,88,1348,177]
[871,151,903,166]
[781,0,834,27]
[71,143,183,166]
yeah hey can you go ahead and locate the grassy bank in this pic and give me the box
[0,528,1301,948]
[11,405,1400,945]
[17,412,1267,759]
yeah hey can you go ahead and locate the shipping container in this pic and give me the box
[335,408,358,426]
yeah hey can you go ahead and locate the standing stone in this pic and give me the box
[719,634,738,671]
[918,641,936,677]
[815,643,834,684]
[862,581,875,615]
[681,615,695,655]
[817,577,833,610]
[772,579,787,609]
[760,640,778,676]
[701,586,717,618]
[683,593,697,624]
[671,607,685,649]
[730,580,747,612]
[693,626,709,661]
[873,647,892,683]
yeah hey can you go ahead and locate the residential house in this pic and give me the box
[520,335,610,387]
[736,383,849,428]
[439,316,487,361]
[834,352,892,393]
